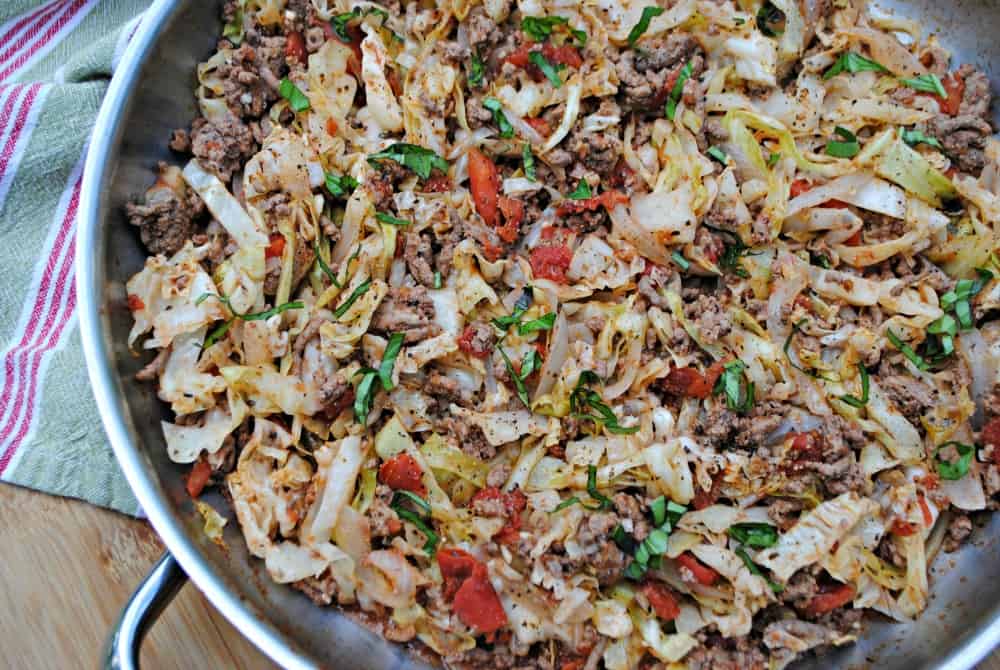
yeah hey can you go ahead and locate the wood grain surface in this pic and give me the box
[0,483,998,670]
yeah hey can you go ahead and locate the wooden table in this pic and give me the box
[1,483,998,670]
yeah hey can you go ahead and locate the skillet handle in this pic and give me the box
[101,552,188,670]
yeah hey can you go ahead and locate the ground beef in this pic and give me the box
[404,232,436,286]
[219,38,287,120]
[318,373,351,417]
[780,570,820,608]
[437,40,470,64]
[943,512,973,552]
[564,100,623,176]
[558,512,627,585]
[876,534,906,569]
[438,415,496,460]
[696,400,785,450]
[685,292,731,343]
[924,65,993,175]
[366,160,410,209]
[958,63,992,120]
[614,33,703,111]
[460,320,494,356]
[168,128,191,153]
[189,115,257,183]
[425,370,465,404]
[291,569,340,606]
[368,484,401,539]
[767,498,806,531]
[686,633,768,670]
[465,8,501,48]
[781,417,865,496]
[877,373,935,426]
[125,166,205,256]
[371,285,441,343]
[465,94,494,128]
[263,239,315,295]
[487,463,512,488]
[613,492,651,541]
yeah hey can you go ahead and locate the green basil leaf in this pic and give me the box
[650,496,667,527]
[934,441,975,480]
[523,143,536,181]
[375,212,411,226]
[586,464,615,511]
[202,319,234,349]
[498,345,531,407]
[707,146,728,164]
[518,312,556,335]
[665,60,693,121]
[567,178,592,200]
[482,97,515,138]
[825,126,860,158]
[279,78,311,112]
[433,271,442,289]
[314,242,341,288]
[378,332,405,391]
[333,279,373,319]
[368,143,450,180]
[728,522,779,548]
[839,362,870,408]
[521,15,568,42]
[391,489,432,515]
[899,73,947,98]
[671,250,690,271]
[887,328,930,371]
[553,496,582,513]
[901,128,943,150]
[468,51,485,87]
[393,507,439,555]
[626,6,665,46]
[713,359,755,413]
[241,300,304,321]
[331,10,358,42]
[735,546,784,593]
[823,51,889,80]
[353,369,379,424]
[528,50,563,87]
[325,172,358,198]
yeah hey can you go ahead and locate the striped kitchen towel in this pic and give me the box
[0,0,151,516]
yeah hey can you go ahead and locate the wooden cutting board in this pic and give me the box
[1,483,997,670]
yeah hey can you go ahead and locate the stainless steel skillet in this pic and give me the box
[76,0,1000,668]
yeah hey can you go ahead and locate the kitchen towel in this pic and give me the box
[0,0,153,516]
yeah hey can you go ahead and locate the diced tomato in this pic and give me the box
[503,44,532,69]
[265,232,286,259]
[555,190,629,217]
[559,660,585,670]
[496,196,524,243]
[468,147,501,227]
[285,31,306,62]
[186,460,212,499]
[918,494,934,527]
[676,552,719,586]
[661,363,722,400]
[529,245,573,283]
[378,453,427,496]
[423,174,453,193]
[793,294,813,311]
[470,487,527,545]
[692,477,721,510]
[982,417,1000,450]
[541,43,583,69]
[923,71,966,116]
[789,431,823,462]
[640,581,681,621]
[437,547,508,635]
[325,117,339,136]
[843,229,863,246]
[458,325,493,358]
[891,519,919,536]
[802,582,855,617]
[790,179,812,198]
[126,294,145,311]
[524,116,551,136]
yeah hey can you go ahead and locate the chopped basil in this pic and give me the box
[324,172,358,199]
[375,212,411,226]
[482,98,514,138]
[368,143,449,180]
[611,524,636,552]
[203,320,234,349]
[586,464,614,511]
[756,0,785,37]
[433,271,442,289]
[735,546,784,593]
[620,496,687,580]
[734,16,746,26]
[707,146,729,164]
[331,11,357,42]
[767,152,781,167]
[279,78,310,112]
[901,128,943,150]
[492,288,533,331]
[713,359,755,413]
[468,51,485,87]
[825,126,860,158]
[523,143,536,181]
[522,15,568,42]
[719,236,751,278]
[839,362,870,408]
[567,178,593,199]
[518,312,556,335]
[650,496,686,529]
[626,6,665,46]
[353,368,379,424]
[665,60,693,121]
[332,279,373,319]
[671,250,690,271]
[900,73,947,98]
[391,490,431,515]
[528,50,563,87]
[553,496,582,513]
[378,332,404,391]
[315,242,341,287]
[240,300,304,321]
[887,328,930,371]
[498,344,532,407]
[934,441,975,480]
[570,371,640,435]
[728,523,779,548]
[391,502,439,555]
[823,52,889,80]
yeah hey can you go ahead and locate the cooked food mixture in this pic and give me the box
[125,0,1000,666]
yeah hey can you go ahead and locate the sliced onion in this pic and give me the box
[503,104,545,146]
[844,28,926,78]
[786,173,907,219]
[609,203,674,267]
